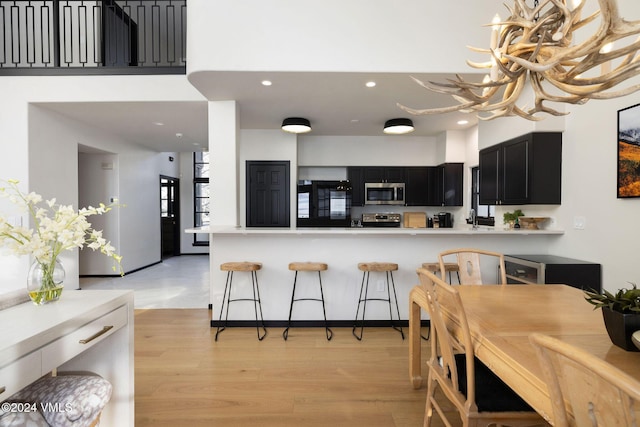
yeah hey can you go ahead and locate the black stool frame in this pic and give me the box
[215,269,267,341]
[283,270,333,341]
[352,270,404,340]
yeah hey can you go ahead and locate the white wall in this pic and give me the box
[298,135,438,166]
[188,0,505,74]
[548,93,640,293]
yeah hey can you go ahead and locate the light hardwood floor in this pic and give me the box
[134,308,433,427]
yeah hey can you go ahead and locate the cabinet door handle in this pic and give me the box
[79,325,114,344]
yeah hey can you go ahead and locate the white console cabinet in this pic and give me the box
[0,290,134,426]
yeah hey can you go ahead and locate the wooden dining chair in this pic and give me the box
[416,267,546,427]
[438,247,507,285]
[530,332,640,427]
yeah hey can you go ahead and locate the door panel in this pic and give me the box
[247,161,290,227]
[160,176,180,257]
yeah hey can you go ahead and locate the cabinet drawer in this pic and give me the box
[41,305,128,373]
[0,351,42,401]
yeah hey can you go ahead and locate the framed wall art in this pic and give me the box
[617,103,640,198]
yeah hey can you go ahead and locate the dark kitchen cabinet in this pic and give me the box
[428,163,463,206]
[363,167,405,183]
[479,132,562,205]
[405,167,430,206]
[504,254,601,292]
[347,167,365,206]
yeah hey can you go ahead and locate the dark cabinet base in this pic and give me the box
[504,254,601,292]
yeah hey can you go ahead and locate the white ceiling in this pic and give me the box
[42,71,481,153]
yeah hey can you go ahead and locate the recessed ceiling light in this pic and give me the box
[365,81,376,88]
[261,80,272,86]
[176,133,183,138]
[457,120,469,125]
[153,122,164,126]
[351,119,360,123]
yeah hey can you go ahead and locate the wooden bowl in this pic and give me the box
[518,217,550,230]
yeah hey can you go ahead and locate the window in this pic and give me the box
[193,152,210,245]
[471,166,495,226]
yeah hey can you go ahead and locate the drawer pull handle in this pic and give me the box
[79,325,114,344]
[0,386,5,395]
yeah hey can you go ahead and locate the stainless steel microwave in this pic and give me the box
[364,182,405,205]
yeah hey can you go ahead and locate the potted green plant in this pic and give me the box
[502,209,524,228]
[584,284,640,351]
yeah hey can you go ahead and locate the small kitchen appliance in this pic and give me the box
[364,182,405,205]
[361,213,401,227]
[437,212,453,228]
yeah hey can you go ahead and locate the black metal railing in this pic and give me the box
[0,0,186,74]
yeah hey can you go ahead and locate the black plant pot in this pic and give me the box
[602,307,640,351]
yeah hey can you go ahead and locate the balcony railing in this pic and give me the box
[0,0,186,74]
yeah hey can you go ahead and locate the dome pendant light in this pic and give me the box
[281,117,312,134]
[383,118,414,135]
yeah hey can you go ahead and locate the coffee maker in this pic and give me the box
[437,212,453,228]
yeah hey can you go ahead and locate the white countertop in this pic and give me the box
[185,225,564,236]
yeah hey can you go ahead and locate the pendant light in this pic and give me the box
[383,118,414,134]
[281,117,312,134]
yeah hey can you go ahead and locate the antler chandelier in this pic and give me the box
[399,0,640,121]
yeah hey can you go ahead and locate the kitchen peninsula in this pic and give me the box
[189,226,563,324]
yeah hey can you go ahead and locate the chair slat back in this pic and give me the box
[530,333,640,427]
[417,267,477,408]
[438,248,507,285]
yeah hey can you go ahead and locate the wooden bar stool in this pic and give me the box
[421,262,460,284]
[216,262,266,341]
[283,262,332,341]
[353,262,404,340]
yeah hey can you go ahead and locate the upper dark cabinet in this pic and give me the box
[429,163,463,206]
[405,167,430,206]
[363,167,405,183]
[479,132,562,205]
[347,167,365,206]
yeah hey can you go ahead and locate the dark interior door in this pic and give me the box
[247,161,290,227]
[161,176,180,257]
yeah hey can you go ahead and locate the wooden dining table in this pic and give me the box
[409,284,640,423]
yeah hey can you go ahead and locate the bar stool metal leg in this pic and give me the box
[215,271,233,341]
[250,270,267,341]
[282,271,299,341]
[352,271,370,341]
[317,270,333,341]
[387,271,404,339]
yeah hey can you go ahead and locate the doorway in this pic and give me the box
[161,175,180,258]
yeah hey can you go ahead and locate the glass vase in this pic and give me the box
[27,259,65,305]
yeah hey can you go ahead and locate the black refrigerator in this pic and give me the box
[297,180,352,227]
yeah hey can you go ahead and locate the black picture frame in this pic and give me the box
[617,103,640,198]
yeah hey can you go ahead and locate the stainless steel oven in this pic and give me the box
[364,182,405,205]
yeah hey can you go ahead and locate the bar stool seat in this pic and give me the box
[216,261,266,341]
[283,262,332,341]
[353,262,404,340]
[421,262,460,283]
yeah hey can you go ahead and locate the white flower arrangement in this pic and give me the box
[0,179,122,303]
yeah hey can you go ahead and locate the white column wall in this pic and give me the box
[209,101,240,227]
